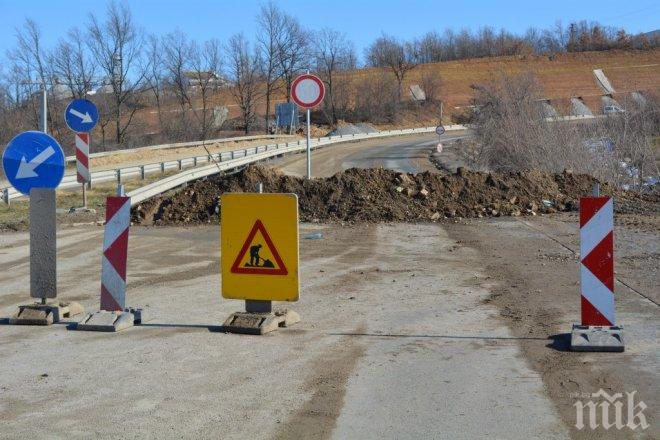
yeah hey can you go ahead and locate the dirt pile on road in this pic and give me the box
[133,165,658,225]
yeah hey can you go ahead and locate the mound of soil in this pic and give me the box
[132,165,659,225]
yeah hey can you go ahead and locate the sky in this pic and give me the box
[0,0,658,63]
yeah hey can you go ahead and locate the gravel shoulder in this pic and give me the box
[445,213,659,439]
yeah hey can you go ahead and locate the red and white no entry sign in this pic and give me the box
[291,74,325,109]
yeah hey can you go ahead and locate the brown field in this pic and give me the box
[103,49,660,138]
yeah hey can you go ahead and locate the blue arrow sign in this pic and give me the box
[65,98,99,132]
[2,131,65,196]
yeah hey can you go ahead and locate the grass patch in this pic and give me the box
[0,170,179,231]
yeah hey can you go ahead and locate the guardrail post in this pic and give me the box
[160,162,165,173]
[255,146,259,154]
[178,159,182,170]
[3,188,9,206]
[231,151,235,160]
[193,157,198,167]
[116,169,121,184]
[139,165,145,180]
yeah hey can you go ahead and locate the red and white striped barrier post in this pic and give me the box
[571,189,624,351]
[76,191,140,332]
[100,195,130,311]
[580,196,614,325]
[75,133,91,207]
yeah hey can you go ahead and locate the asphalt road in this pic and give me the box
[271,131,469,177]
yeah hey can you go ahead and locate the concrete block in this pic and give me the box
[75,310,135,332]
[570,324,624,352]
[9,301,85,325]
[221,308,300,335]
[125,307,148,325]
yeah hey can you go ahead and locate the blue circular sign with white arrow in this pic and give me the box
[65,98,99,132]
[2,131,65,196]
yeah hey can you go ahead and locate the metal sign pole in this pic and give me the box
[41,84,47,133]
[82,182,87,208]
[306,108,311,179]
[37,83,51,305]
[245,182,272,314]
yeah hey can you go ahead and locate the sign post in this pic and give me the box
[220,193,300,334]
[65,99,99,208]
[291,73,325,179]
[3,131,84,324]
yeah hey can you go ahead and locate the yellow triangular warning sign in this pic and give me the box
[230,220,288,275]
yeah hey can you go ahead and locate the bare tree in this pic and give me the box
[87,1,145,144]
[162,30,193,119]
[8,19,50,130]
[365,34,417,101]
[353,72,399,123]
[276,13,309,102]
[227,33,262,134]
[313,28,356,125]
[143,34,165,131]
[419,70,443,104]
[51,28,96,98]
[256,2,285,131]
[187,39,223,141]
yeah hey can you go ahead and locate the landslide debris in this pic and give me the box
[132,165,658,225]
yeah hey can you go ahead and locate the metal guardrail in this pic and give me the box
[62,133,295,164]
[1,125,462,204]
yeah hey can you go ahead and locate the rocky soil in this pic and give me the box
[132,165,659,225]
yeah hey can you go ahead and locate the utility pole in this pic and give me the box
[41,81,48,133]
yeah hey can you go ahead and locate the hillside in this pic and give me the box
[134,49,659,134]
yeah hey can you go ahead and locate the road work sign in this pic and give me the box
[221,193,299,301]
[65,99,99,133]
[2,131,65,195]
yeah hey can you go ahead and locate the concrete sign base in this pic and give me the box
[76,310,135,332]
[570,324,625,352]
[10,301,84,325]
[222,308,300,335]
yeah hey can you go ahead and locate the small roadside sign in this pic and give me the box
[291,74,325,109]
[221,193,299,301]
[65,99,99,133]
[435,125,445,136]
[2,131,65,195]
[436,143,443,153]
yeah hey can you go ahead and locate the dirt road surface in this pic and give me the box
[0,215,657,439]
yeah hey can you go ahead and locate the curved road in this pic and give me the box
[271,130,469,177]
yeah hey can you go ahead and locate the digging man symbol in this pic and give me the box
[247,243,275,268]
[249,244,262,266]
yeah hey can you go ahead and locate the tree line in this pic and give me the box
[0,1,657,150]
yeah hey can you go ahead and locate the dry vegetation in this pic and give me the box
[462,71,659,189]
